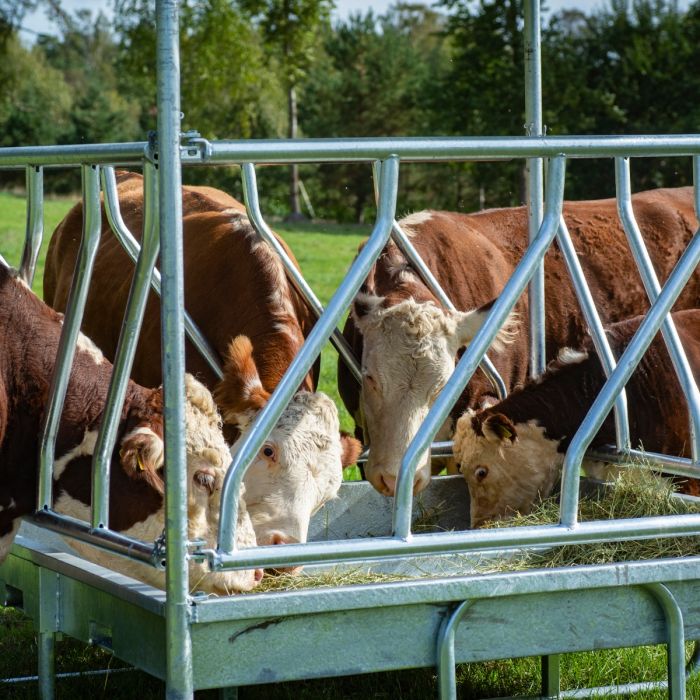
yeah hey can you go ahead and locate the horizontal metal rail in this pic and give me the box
[101,167,224,380]
[209,511,700,571]
[589,446,700,481]
[1,135,700,171]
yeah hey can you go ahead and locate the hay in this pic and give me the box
[238,467,700,593]
[478,467,700,573]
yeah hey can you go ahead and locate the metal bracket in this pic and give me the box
[181,130,212,161]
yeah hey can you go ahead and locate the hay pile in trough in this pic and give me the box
[242,468,700,594]
[478,467,700,573]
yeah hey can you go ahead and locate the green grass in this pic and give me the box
[1,193,696,699]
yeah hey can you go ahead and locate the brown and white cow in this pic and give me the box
[43,171,361,550]
[0,264,261,593]
[338,188,700,496]
[453,309,700,528]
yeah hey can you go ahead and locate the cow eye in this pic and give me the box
[474,466,489,482]
[261,443,276,461]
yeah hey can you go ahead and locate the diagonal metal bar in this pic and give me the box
[101,167,223,381]
[91,162,159,530]
[241,162,361,383]
[556,217,631,451]
[37,164,102,512]
[560,225,700,528]
[615,157,700,462]
[216,157,400,555]
[392,156,567,540]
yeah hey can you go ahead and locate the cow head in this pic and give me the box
[352,294,515,497]
[453,409,561,528]
[118,374,263,593]
[214,336,361,568]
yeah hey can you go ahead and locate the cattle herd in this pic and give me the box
[0,171,698,594]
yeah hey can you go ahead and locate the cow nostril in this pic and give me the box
[380,474,397,496]
[269,531,296,546]
[254,568,264,582]
[413,473,430,495]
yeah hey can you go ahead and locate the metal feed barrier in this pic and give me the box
[2,1,700,699]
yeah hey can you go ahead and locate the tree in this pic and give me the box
[238,0,333,219]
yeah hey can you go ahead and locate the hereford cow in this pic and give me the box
[453,309,700,528]
[338,188,700,496]
[0,264,262,593]
[43,171,361,551]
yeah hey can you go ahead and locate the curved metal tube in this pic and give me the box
[642,583,686,699]
[616,158,700,462]
[241,163,361,383]
[216,157,400,555]
[694,157,700,216]
[19,165,43,286]
[557,217,631,451]
[560,226,700,528]
[436,600,475,700]
[38,165,102,511]
[91,163,159,529]
[392,156,567,540]
[101,167,223,381]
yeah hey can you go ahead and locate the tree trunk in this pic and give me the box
[288,83,303,219]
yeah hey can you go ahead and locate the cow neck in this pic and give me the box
[479,354,610,453]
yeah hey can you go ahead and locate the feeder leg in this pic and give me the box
[541,655,560,698]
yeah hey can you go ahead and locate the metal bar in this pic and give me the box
[0,141,148,167]
[91,162,159,529]
[37,164,102,511]
[557,218,631,451]
[687,641,700,678]
[616,158,700,462]
[524,0,546,379]
[2,667,134,685]
[694,157,700,216]
[19,165,44,286]
[559,227,700,528]
[392,157,567,540]
[587,446,700,481]
[436,600,474,700]
[37,632,55,700]
[210,510,700,572]
[183,134,700,165]
[216,157,400,555]
[541,654,561,698]
[28,510,157,564]
[101,167,223,381]
[642,583,685,699]
[156,1,193,698]
[240,162,361,383]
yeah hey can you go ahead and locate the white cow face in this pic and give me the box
[353,294,510,497]
[215,336,361,569]
[453,410,561,528]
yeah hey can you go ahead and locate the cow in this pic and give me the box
[338,188,700,496]
[0,263,262,593]
[43,170,362,552]
[453,309,700,528]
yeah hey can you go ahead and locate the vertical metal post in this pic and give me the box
[37,569,59,700]
[38,164,102,512]
[156,1,193,699]
[541,654,561,698]
[524,0,546,379]
[91,162,159,529]
[37,633,56,700]
[20,165,44,287]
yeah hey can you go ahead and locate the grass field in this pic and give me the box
[0,190,697,699]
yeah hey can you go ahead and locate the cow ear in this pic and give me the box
[453,299,519,351]
[339,431,363,468]
[482,413,518,444]
[119,426,165,494]
[352,292,385,326]
[213,335,270,430]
